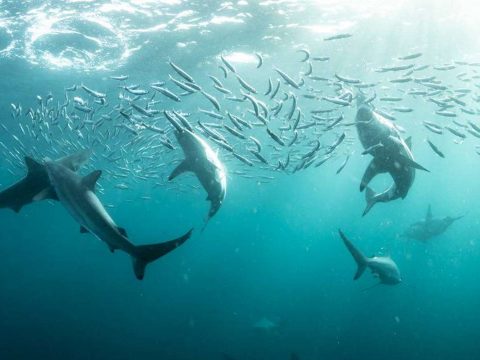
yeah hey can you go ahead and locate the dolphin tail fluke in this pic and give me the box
[131,228,193,280]
[338,230,368,280]
[362,186,377,216]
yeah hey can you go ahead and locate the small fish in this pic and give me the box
[336,155,350,174]
[264,78,272,96]
[378,64,414,72]
[436,110,456,117]
[426,139,445,158]
[335,74,360,84]
[169,61,194,82]
[274,67,300,89]
[249,150,268,164]
[200,90,221,111]
[169,76,197,93]
[297,49,310,62]
[315,155,331,167]
[151,85,180,102]
[221,55,237,73]
[323,96,350,106]
[247,137,261,153]
[223,124,245,139]
[270,80,281,99]
[266,128,285,146]
[312,57,330,62]
[235,74,257,93]
[445,126,466,139]
[398,52,422,60]
[232,152,253,166]
[423,123,443,135]
[434,64,456,71]
[81,84,106,98]
[326,133,346,155]
[110,75,129,81]
[255,53,263,68]
[324,33,352,41]
[218,65,228,78]
[390,77,412,83]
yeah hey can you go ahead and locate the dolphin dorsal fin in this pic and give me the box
[426,204,432,221]
[82,170,102,191]
[405,136,412,149]
[24,156,43,174]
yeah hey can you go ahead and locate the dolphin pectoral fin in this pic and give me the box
[33,187,58,202]
[117,227,128,238]
[82,170,102,191]
[398,155,429,172]
[80,226,89,234]
[107,244,117,253]
[169,160,190,181]
[360,159,381,192]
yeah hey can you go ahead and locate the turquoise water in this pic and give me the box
[1,1,480,359]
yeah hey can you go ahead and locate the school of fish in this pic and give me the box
[0,35,471,281]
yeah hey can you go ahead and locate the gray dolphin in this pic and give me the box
[403,205,464,241]
[166,112,227,221]
[44,160,192,280]
[355,95,428,215]
[339,230,401,285]
[0,150,91,213]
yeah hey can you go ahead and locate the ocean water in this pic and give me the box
[1,1,480,359]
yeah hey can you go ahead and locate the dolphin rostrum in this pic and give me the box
[403,204,464,241]
[0,149,91,213]
[166,111,227,221]
[355,94,428,215]
[44,160,192,280]
[339,229,401,285]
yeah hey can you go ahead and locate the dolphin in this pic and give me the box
[355,95,428,215]
[403,205,464,241]
[44,160,192,280]
[0,150,91,213]
[166,112,227,221]
[339,230,401,285]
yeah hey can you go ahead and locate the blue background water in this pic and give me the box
[1,1,480,359]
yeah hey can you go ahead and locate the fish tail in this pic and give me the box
[131,228,193,280]
[362,186,377,216]
[338,230,368,280]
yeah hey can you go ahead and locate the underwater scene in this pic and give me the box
[1,0,480,359]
